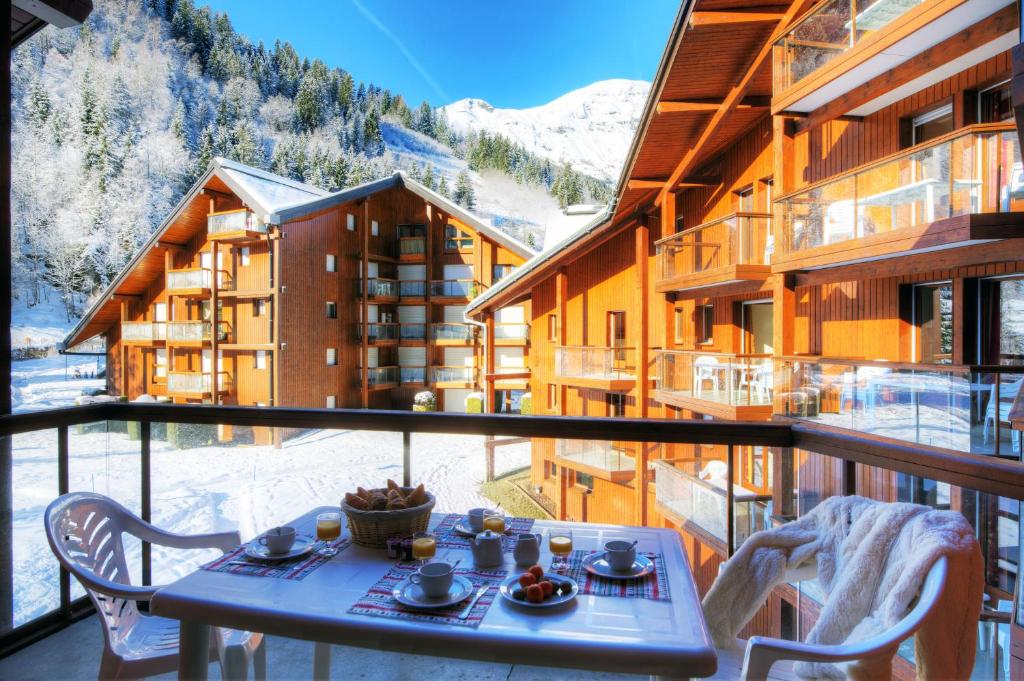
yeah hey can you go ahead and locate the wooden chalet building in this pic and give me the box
[63,158,532,430]
[469,0,1024,667]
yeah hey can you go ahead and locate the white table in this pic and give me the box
[151,508,717,680]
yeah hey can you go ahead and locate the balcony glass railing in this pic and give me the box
[165,321,211,343]
[774,357,1024,455]
[776,126,1022,257]
[358,323,399,342]
[494,323,529,340]
[654,459,770,546]
[367,366,399,386]
[555,346,636,381]
[773,0,927,92]
[430,279,479,298]
[555,439,636,475]
[431,323,475,342]
[399,237,426,258]
[120,321,166,343]
[431,366,476,383]
[655,350,774,407]
[399,280,426,298]
[399,323,426,341]
[166,268,211,290]
[400,367,426,383]
[361,278,398,298]
[207,210,265,236]
[166,371,230,395]
[655,213,772,283]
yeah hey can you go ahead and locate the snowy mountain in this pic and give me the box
[443,80,649,183]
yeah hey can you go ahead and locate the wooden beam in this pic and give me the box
[781,110,864,123]
[677,175,721,188]
[156,241,185,251]
[655,0,817,208]
[627,179,666,190]
[690,10,785,26]
[657,97,770,114]
[112,293,142,301]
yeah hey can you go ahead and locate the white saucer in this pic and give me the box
[453,521,481,537]
[582,552,655,580]
[392,575,474,609]
[499,574,578,608]
[244,535,315,562]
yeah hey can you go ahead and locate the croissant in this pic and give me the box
[386,498,409,511]
[386,479,401,493]
[344,492,369,510]
[406,483,427,507]
[356,486,372,501]
[369,492,388,510]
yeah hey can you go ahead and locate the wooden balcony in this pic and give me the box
[430,323,475,345]
[166,268,211,297]
[120,321,166,346]
[206,209,267,242]
[554,346,641,391]
[554,439,636,483]
[399,236,426,262]
[359,278,398,301]
[398,323,426,345]
[490,366,530,390]
[357,323,399,345]
[655,213,772,293]
[166,371,231,399]
[653,350,774,420]
[398,280,426,301]
[400,366,426,385]
[429,279,481,301]
[430,365,477,388]
[493,323,529,346]
[771,0,1014,115]
[165,321,212,347]
[773,125,1024,273]
[366,365,399,390]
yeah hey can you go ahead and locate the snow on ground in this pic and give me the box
[10,293,78,350]
[12,354,104,412]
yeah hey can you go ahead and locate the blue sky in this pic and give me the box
[203,1,679,108]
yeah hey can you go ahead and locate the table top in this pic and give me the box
[150,508,716,678]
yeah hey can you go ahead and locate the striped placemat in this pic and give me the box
[433,513,535,551]
[201,538,351,580]
[348,563,507,628]
[556,550,671,601]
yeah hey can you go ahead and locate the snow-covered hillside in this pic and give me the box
[443,79,649,183]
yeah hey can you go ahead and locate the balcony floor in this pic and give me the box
[0,617,642,681]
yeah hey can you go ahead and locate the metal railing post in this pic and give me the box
[727,444,736,557]
[140,421,152,587]
[402,431,411,487]
[57,426,69,620]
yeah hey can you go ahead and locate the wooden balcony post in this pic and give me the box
[556,267,568,415]
[635,216,651,526]
[773,273,796,357]
[361,199,370,408]
[120,299,130,398]
[485,312,496,413]
[210,241,219,404]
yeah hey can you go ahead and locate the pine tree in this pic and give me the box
[295,60,330,131]
[453,170,475,209]
[27,81,51,125]
[193,124,215,177]
[422,164,435,190]
[171,99,188,146]
[438,175,450,198]
[363,108,383,155]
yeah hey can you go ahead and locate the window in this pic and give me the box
[255,350,267,370]
[606,392,626,418]
[547,383,558,411]
[326,348,337,366]
[607,311,626,347]
[326,254,337,272]
[326,302,337,319]
[492,264,513,282]
[547,314,558,342]
[674,308,685,344]
[697,304,714,344]
[909,104,954,146]
[445,224,473,251]
[576,471,594,491]
[347,213,356,231]
[154,348,167,379]
[979,276,1024,365]
[979,81,1013,123]
[675,215,685,233]
[371,220,379,237]
[240,247,250,266]
[326,395,336,408]
[153,302,167,322]
[253,299,266,317]
[736,186,755,212]
[912,282,952,363]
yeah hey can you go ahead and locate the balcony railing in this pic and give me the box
[165,321,211,343]
[773,0,927,92]
[120,321,166,343]
[655,351,774,407]
[494,323,529,341]
[166,268,211,291]
[358,323,399,342]
[654,459,770,547]
[775,125,1022,258]
[655,213,772,283]
[399,237,426,259]
[399,323,426,341]
[207,209,265,236]
[367,366,399,386]
[431,323,475,342]
[555,346,635,381]
[775,357,1024,455]
[400,367,426,384]
[166,371,230,395]
[555,439,636,480]
[430,279,480,298]
[431,365,476,384]
[399,280,426,298]
[360,278,398,299]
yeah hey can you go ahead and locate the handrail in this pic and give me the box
[654,212,773,246]
[773,123,1016,203]
[777,355,1024,374]
[660,349,773,360]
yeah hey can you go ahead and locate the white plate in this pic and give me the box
[452,521,479,537]
[582,552,655,580]
[392,575,474,609]
[499,574,578,608]
[243,535,315,562]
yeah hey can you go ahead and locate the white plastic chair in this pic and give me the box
[704,556,948,681]
[44,492,266,681]
[984,378,1024,444]
[694,355,722,397]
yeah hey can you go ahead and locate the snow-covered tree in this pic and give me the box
[453,171,475,209]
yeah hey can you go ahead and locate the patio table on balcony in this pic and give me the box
[150,508,716,680]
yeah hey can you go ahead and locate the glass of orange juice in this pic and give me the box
[549,529,573,573]
[316,512,342,556]
[482,511,506,533]
[411,532,437,565]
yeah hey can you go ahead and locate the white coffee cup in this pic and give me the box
[410,561,454,599]
[467,508,489,533]
[259,526,296,554]
[604,540,637,572]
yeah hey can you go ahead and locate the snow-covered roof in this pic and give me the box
[214,157,328,218]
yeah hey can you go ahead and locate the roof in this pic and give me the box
[63,160,529,348]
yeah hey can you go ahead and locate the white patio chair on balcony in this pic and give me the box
[984,377,1024,444]
[694,355,723,398]
[44,492,266,681]
[702,556,947,681]
[823,200,856,245]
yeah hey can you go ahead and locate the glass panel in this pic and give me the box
[656,214,772,283]
[556,346,637,380]
[656,351,774,407]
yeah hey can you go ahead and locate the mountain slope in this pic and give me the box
[443,79,649,183]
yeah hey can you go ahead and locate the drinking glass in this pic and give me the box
[482,510,506,533]
[549,529,574,573]
[316,512,342,557]
[411,532,437,565]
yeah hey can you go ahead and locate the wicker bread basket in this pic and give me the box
[340,488,436,547]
